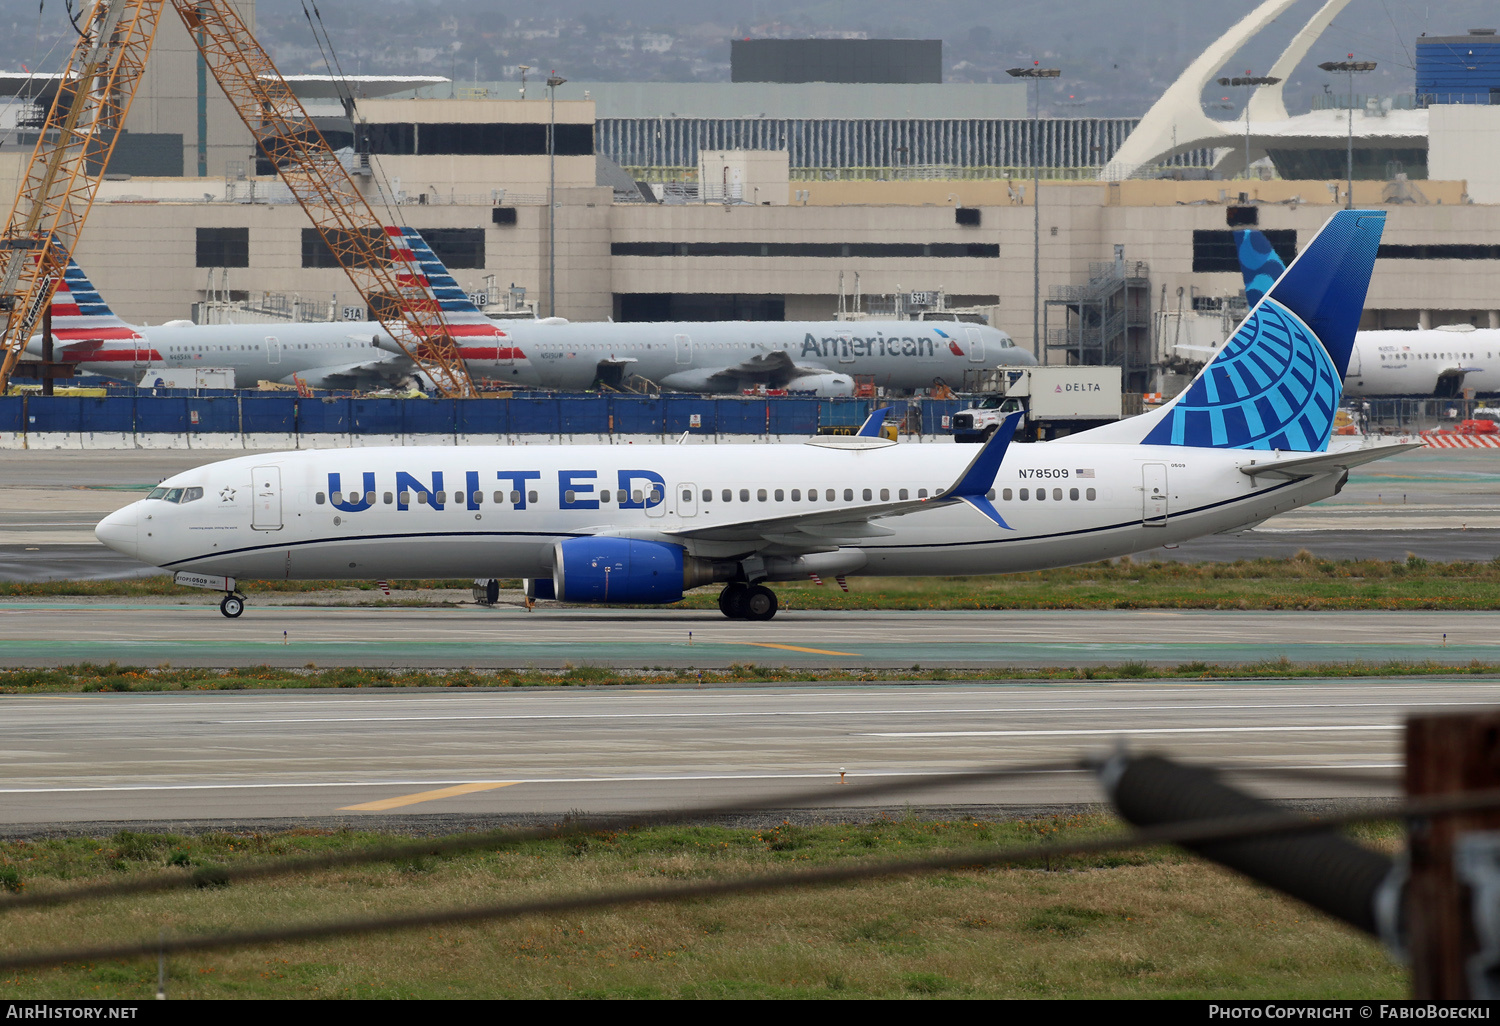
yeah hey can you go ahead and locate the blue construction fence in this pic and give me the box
[0,394,971,437]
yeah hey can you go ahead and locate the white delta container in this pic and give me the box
[952,366,1123,442]
[138,367,237,389]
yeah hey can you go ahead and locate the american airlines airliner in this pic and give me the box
[95,211,1412,620]
[33,228,1032,396]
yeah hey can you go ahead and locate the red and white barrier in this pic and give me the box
[1418,434,1500,449]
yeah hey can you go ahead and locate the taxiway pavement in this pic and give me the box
[0,677,1446,829]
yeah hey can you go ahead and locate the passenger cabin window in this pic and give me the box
[315,492,326,505]
[774,489,784,501]
[862,488,872,501]
[1087,487,1097,500]
[1020,488,1029,500]
[702,489,711,502]
[384,492,394,504]
[1070,488,1079,501]
[722,489,732,502]
[917,489,928,499]
[899,488,908,500]
[843,488,854,501]
[880,488,890,501]
[1002,488,1012,501]
[791,489,801,501]
[739,489,750,502]
[400,491,411,504]
[758,489,768,502]
[528,490,539,504]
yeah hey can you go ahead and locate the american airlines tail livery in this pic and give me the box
[95,211,1413,621]
[1237,227,1500,399]
[24,228,523,390]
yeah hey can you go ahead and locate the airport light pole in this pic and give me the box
[547,72,566,318]
[1007,62,1061,364]
[1216,74,1280,179]
[1318,57,1376,209]
[518,65,531,100]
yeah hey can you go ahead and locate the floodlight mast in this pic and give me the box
[1006,63,1061,365]
[1318,56,1377,210]
[1216,74,1281,180]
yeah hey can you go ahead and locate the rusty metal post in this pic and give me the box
[1406,712,1500,998]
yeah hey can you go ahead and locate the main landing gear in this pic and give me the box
[219,593,246,618]
[718,582,778,621]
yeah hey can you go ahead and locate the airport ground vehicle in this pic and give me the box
[952,367,1123,442]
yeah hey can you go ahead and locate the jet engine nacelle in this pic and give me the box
[552,537,720,604]
[782,371,855,397]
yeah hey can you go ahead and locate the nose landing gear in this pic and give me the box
[717,582,778,621]
[219,593,245,618]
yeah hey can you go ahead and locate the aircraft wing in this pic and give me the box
[1237,441,1423,479]
[641,413,1021,550]
[693,349,798,387]
[292,357,415,391]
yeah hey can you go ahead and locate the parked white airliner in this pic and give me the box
[25,227,528,390]
[1238,227,1500,398]
[96,211,1413,621]
[430,315,1033,395]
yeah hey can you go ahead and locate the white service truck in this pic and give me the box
[951,366,1123,443]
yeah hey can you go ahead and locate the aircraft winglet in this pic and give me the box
[855,406,893,437]
[939,411,1022,528]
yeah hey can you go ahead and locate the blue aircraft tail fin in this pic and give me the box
[1141,209,1384,453]
[1235,229,1288,307]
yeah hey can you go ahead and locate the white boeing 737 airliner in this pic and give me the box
[96,211,1414,621]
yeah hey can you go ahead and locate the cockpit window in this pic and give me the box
[163,488,183,503]
[147,487,168,500]
[181,487,204,503]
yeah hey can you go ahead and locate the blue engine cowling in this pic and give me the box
[552,537,687,604]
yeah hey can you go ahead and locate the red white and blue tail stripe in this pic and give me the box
[385,227,524,363]
[49,261,147,344]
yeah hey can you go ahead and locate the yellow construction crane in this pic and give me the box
[0,0,477,397]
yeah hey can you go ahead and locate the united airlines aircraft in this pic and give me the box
[1237,227,1500,398]
[95,211,1413,621]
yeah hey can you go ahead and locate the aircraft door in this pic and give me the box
[674,333,692,365]
[1142,464,1168,526]
[966,327,985,362]
[266,336,280,365]
[836,331,854,363]
[251,466,283,531]
[676,482,697,517]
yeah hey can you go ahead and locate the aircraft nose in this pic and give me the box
[95,502,140,560]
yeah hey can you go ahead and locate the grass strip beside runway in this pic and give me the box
[0,817,1404,999]
[2,660,1499,693]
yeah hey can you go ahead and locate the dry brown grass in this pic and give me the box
[0,820,1407,999]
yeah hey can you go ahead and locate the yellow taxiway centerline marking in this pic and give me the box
[736,642,860,657]
[339,781,519,811]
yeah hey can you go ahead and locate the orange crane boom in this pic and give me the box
[0,0,478,398]
[0,0,164,389]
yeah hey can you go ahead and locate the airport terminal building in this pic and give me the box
[0,13,1497,394]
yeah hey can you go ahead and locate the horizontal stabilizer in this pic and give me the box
[1238,441,1423,479]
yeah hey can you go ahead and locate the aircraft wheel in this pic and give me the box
[718,583,749,619]
[219,594,245,619]
[744,585,778,622]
